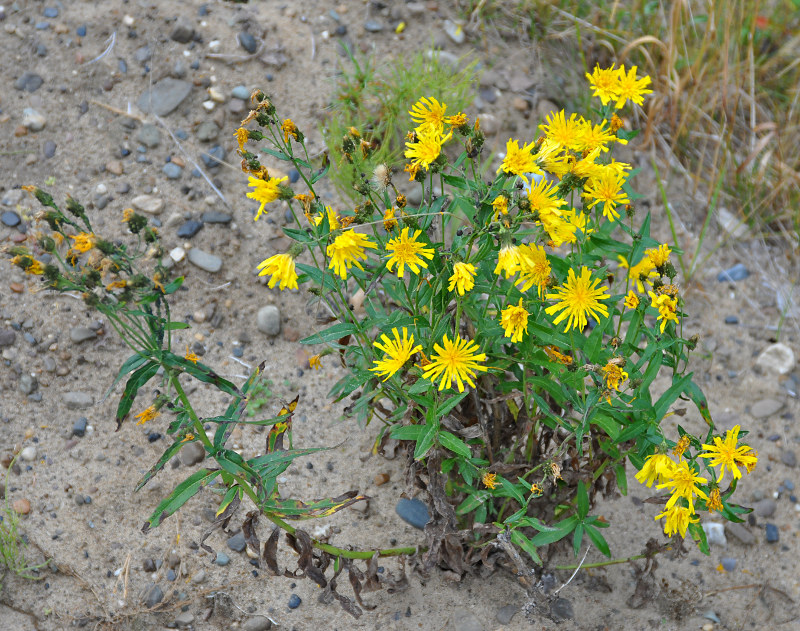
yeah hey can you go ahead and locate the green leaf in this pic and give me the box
[455,491,491,516]
[260,147,292,162]
[510,530,543,566]
[498,477,527,506]
[582,311,611,360]
[390,425,425,441]
[283,227,314,243]
[141,468,220,532]
[654,373,694,421]
[299,322,358,345]
[436,391,469,418]
[688,519,710,555]
[295,263,338,291]
[438,430,471,458]
[413,421,437,460]
[115,361,160,429]
[615,464,628,495]
[585,524,611,557]
[531,515,578,547]
[162,353,241,398]
[105,352,150,400]
[576,481,589,519]
[135,438,193,492]
[262,490,367,520]
[573,523,584,556]
[163,276,184,294]
[310,158,330,185]
[163,321,191,330]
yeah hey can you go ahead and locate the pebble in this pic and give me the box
[2,190,25,206]
[14,71,44,92]
[43,7,58,17]
[0,329,16,346]
[135,124,161,148]
[214,552,230,566]
[142,583,164,608]
[231,85,250,100]
[72,417,88,437]
[174,611,194,628]
[191,569,206,584]
[77,25,87,37]
[169,246,186,263]
[180,441,205,466]
[44,140,56,158]
[228,99,245,114]
[195,120,219,142]
[19,374,37,395]
[477,112,499,135]
[754,498,776,518]
[201,145,225,168]
[1,211,21,227]
[201,211,231,224]
[717,263,749,282]
[765,523,779,543]
[227,531,247,552]
[20,446,36,461]
[132,194,165,215]
[106,160,124,176]
[496,604,518,625]
[724,315,739,325]
[187,248,222,273]
[22,108,46,131]
[756,343,796,375]
[717,207,749,239]
[177,220,202,238]
[256,306,281,336]
[12,498,31,515]
[170,16,195,43]
[443,19,465,44]
[134,45,152,64]
[549,598,574,622]
[70,326,97,343]
[288,594,301,609]
[725,522,756,545]
[138,78,192,116]
[238,31,258,54]
[142,558,157,572]
[702,522,726,547]
[750,398,784,419]
[63,391,94,410]
[721,557,737,571]
[242,615,272,631]
[162,162,183,179]
[395,498,430,529]
[782,450,797,468]
[364,20,383,32]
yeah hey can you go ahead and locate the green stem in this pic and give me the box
[169,372,213,451]
[553,550,661,571]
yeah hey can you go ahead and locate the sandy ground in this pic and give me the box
[1,1,799,630]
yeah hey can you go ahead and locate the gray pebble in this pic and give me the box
[231,85,250,100]
[118,59,127,74]
[1,211,21,227]
[750,398,784,419]
[180,441,205,466]
[19,374,38,395]
[754,498,776,518]
[443,19,465,44]
[170,16,195,44]
[238,31,258,54]
[201,145,225,168]
[22,108,46,132]
[0,329,16,346]
[35,22,50,30]
[143,558,157,572]
[163,162,183,180]
[43,356,56,372]
[64,391,94,410]
[724,315,739,325]
[95,195,109,210]
[549,598,574,622]
[43,7,58,18]
[256,306,281,336]
[77,25,87,37]
[721,557,737,571]
[765,523,779,543]
[43,140,56,158]
[227,531,247,552]
[70,327,97,343]
[187,248,222,273]
[479,87,497,104]
[201,211,231,224]
[132,194,165,215]
[288,594,301,609]
[134,45,152,64]
[166,569,176,581]
[395,498,430,529]
[174,611,194,628]
[138,78,192,117]
[364,20,383,32]
[172,61,187,79]
[15,71,44,92]
[142,583,163,608]
[781,450,797,468]
[177,219,202,238]
[214,552,230,566]
[72,417,88,437]
[242,615,272,631]
[191,569,206,584]
[725,522,755,545]
[496,604,518,625]
[195,120,220,142]
[135,124,161,148]
[717,263,749,282]
[19,445,36,461]
[2,190,25,206]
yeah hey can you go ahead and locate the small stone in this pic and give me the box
[22,108,46,131]
[132,195,165,215]
[135,124,161,148]
[242,615,272,631]
[0,329,16,346]
[191,569,206,584]
[765,523,779,543]
[288,594,301,609]
[180,441,205,466]
[19,446,36,461]
[19,374,37,395]
[227,531,247,552]
[717,207,749,239]
[201,145,225,168]
[1,211,21,227]
[756,343,796,376]
[724,315,739,325]
[106,160,124,176]
[77,25,87,37]
[174,611,194,628]
[15,71,44,92]
[750,398,784,419]
[142,583,164,608]
[782,450,797,468]
[257,306,281,336]
[72,417,88,437]
[195,120,219,142]
[395,498,430,529]
[478,87,497,104]
[721,557,737,571]
[170,16,195,43]
[43,140,56,159]
[188,248,222,273]
[214,552,230,566]
[443,19,465,44]
[231,85,250,100]
[450,610,482,631]
[201,211,231,224]
[134,45,152,64]
[70,326,97,343]
[177,220,202,238]
[549,598,574,622]
[754,498,776,518]
[142,558,157,572]
[238,31,258,54]
[717,263,749,282]
[63,391,94,410]
[43,7,58,17]
[138,79,193,117]
[702,521,727,547]
[169,247,186,263]
[228,99,245,114]
[512,96,529,112]
[12,498,31,515]
[374,472,390,486]
[496,604,518,625]
[364,20,383,32]
[162,163,183,180]
[477,113,499,135]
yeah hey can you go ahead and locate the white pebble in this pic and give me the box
[20,446,37,462]
[208,87,225,103]
[202,100,215,112]
[702,521,727,547]
[122,15,135,26]
[169,247,186,263]
[208,39,221,51]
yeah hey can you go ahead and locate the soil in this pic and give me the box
[1,1,799,630]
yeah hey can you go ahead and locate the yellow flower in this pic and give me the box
[122,208,134,222]
[539,210,578,248]
[586,64,621,106]
[445,112,468,128]
[539,110,583,151]
[448,261,476,296]
[404,162,421,181]
[624,290,640,309]
[313,205,340,231]
[550,462,563,481]
[482,472,498,489]
[583,170,630,221]
[404,124,452,169]
[646,244,671,268]
[619,255,658,293]
[527,178,564,216]
[309,354,322,370]
[698,425,758,482]
[570,147,606,180]
[491,195,508,221]
[515,244,550,296]
[234,127,249,151]
[648,291,679,333]
[500,299,529,343]
[543,345,573,365]
[657,460,708,510]
[409,96,447,130]
[326,230,377,279]
[672,435,691,458]
[385,227,435,278]
[294,192,316,216]
[578,120,623,153]
[655,504,699,538]
[370,327,423,381]
[613,65,652,109]
[185,346,199,364]
[422,334,488,392]
[106,279,127,290]
[530,483,543,495]
[257,253,299,290]
[494,243,523,279]
[135,405,160,426]
[69,232,96,253]
[383,206,398,231]
[601,362,628,392]
[634,453,676,488]
[282,118,299,142]
[706,488,723,512]
[497,138,541,182]
[247,175,288,221]
[745,450,758,473]
[545,266,610,332]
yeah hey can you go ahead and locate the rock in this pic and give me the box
[443,19,465,44]
[19,374,37,395]
[72,417,88,437]
[1,211,21,227]
[227,531,246,552]
[177,220,203,238]
[756,343,796,375]
[70,326,97,343]
[201,211,231,224]
[191,569,206,584]
[162,163,183,180]
[174,612,194,628]
[105,160,124,176]
[721,557,737,571]
[479,87,497,104]
[765,523,779,543]
[19,446,36,461]
[142,583,164,608]
[395,498,430,529]
[450,610,482,631]
[142,558,157,572]
[256,306,281,336]
[717,207,749,239]
[782,450,797,468]
[201,145,225,168]
[754,498,776,518]
[77,25,87,37]
[188,248,222,273]
[180,441,205,466]
[134,45,152,64]
[170,16,195,43]
[22,108,46,131]
[724,315,739,325]
[15,71,44,92]
[288,594,301,609]
[2,190,26,206]
[43,7,59,18]
[0,329,16,346]
[702,521,727,547]
[232,85,250,100]
[549,597,574,622]
[195,120,219,142]
[364,20,383,32]
[238,31,258,53]
[64,391,94,410]
[477,113,499,135]
[214,552,230,566]
[242,615,272,631]
[12,498,31,515]
[138,79,192,117]
[717,263,749,282]
[135,124,161,148]
[132,195,165,215]
[750,398,784,419]
[169,247,186,263]
[496,604,518,625]
[43,140,56,158]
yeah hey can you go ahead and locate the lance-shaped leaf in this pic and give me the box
[263,490,368,520]
[141,468,220,533]
[115,360,161,430]
[104,351,150,402]
[162,351,241,397]
[213,361,267,449]
[135,437,199,492]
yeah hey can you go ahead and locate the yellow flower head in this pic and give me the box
[234,127,249,152]
[122,208,135,223]
[69,232,96,253]
[445,112,468,128]
[657,460,708,510]
[648,291,679,333]
[672,435,691,458]
[282,118,299,143]
[515,244,550,296]
[583,169,630,221]
[624,290,640,309]
[527,178,564,215]
[544,345,573,365]
[385,227,435,278]
[614,65,653,109]
[619,255,658,294]
[383,206,398,231]
[309,354,322,370]
[706,488,723,513]
[326,230,377,279]
[404,124,452,169]
[247,175,288,221]
[646,244,671,268]
[409,96,447,130]
[539,210,578,248]
[698,425,758,482]
[494,243,523,279]
[448,261,477,296]
[422,334,488,392]
[370,327,423,382]
[655,504,699,538]
[601,362,628,392]
[185,346,199,364]
[545,266,610,332]
[313,205,340,231]
[257,252,299,290]
[482,472,498,490]
[135,405,160,426]
[497,138,541,182]
[404,162,421,181]
[539,110,583,151]
[586,64,621,106]
[500,299,530,343]
[491,195,508,221]
[578,120,623,153]
[635,453,676,488]
[530,483,543,495]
